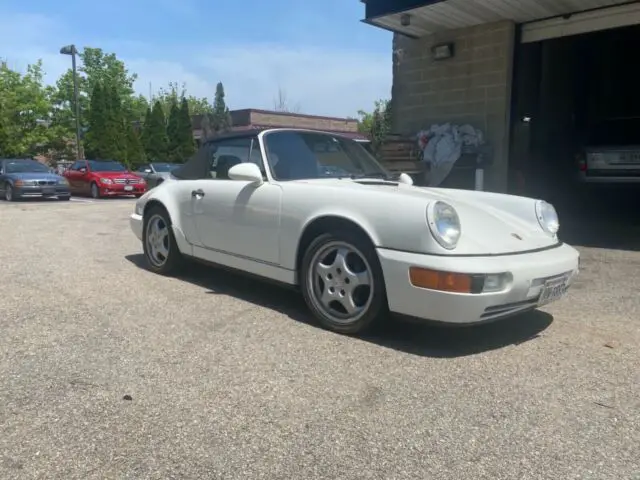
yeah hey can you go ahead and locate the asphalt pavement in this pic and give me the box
[0,199,638,479]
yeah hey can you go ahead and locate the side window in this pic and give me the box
[137,164,149,172]
[207,137,264,180]
[70,161,84,171]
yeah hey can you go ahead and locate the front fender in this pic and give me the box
[300,208,383,246]
[278,188,435,271]
[139,183,194,255]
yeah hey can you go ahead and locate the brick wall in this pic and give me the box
[192,110,361,143]
[391,20,516,191]
[248,110,359,133]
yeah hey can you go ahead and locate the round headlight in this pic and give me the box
[535,200,559,235]
[427,201,461,250]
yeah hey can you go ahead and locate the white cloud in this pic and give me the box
[0,12,391,117]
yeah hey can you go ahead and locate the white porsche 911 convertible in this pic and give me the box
[130,128,580,335]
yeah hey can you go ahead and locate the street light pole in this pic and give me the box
[60,44,82,160]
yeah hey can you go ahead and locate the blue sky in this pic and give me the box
[0,0,392,117]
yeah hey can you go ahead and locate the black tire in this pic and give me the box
[5,184,17,202]
[300,230,388,335]
[142,205,184,275]
[90,182,100,199]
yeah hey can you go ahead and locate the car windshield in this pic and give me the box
[88,160,126,172]
[263,131,389,181]
[5,160,50,174]
[151,163,179,172]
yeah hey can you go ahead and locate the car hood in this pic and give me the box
[291,178,557,254]
[5,172,63,181]
[94,171,138,179]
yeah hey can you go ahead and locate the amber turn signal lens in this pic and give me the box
[409,267,472,293]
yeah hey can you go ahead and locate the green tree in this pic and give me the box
[187,96,213,115]
[143,100,168,161]
[84,81,128,161]
[125,123,146,167]
[209,81,232,133]
[140,106,152,155]
[178,97,196,160]
[130,95,150,124]
[154,81,212,117]
[166,99,180,161]
[357,99,392,155]
[0,60,55,157]
[104,81,127,161]
[49,47,141,147]
[84,82,108,158]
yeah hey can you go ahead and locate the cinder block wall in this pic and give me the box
[391,20,516,191]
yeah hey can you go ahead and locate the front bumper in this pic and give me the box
[130,213,143,241]
[14,185,70,198]
[100,183,146,196]
[378,243,580,324]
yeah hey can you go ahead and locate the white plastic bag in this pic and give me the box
[416,123,484,186]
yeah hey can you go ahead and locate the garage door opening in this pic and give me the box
[510,22,640,249]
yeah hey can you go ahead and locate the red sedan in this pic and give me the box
[64,160,147,199]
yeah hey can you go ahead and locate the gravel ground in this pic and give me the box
[0,199,638,480]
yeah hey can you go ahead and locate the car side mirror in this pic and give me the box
[398,172,413,185]
[228,163,263,185]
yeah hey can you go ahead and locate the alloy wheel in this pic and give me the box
[145,214,171,267]
[307,241,374,325]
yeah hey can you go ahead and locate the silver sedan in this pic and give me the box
[134,163,180,189]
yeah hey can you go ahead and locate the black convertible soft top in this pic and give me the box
[172,129,264,180]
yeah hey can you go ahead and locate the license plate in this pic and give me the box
[538,275,569,306]
[42,187,55,195]
[611,152,640,164]
[124,185,134,191]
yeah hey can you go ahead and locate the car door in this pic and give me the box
[79,161,94,195]
[0,161,7,196]
[135,164,153,186]
[65,161,85,193]
[191,137,282,265]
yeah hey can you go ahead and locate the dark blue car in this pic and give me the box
[0,158,71,201]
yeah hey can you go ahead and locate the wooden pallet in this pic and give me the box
[377,135,424,174]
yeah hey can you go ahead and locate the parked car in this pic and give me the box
[0,158,71,201]
[134,162,180,189]
[129,128,580,335]
[577,117,640,184]
[64,160,146,199]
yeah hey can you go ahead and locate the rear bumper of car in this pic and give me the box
[14,185,70,198]
[377,243,580,325]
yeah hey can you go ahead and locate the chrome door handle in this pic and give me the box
[191,189,205,197]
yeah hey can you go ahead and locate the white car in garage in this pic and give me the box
[130,128,580,335]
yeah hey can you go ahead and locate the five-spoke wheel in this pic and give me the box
[143,206,183,274]
[301,231,387,334]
